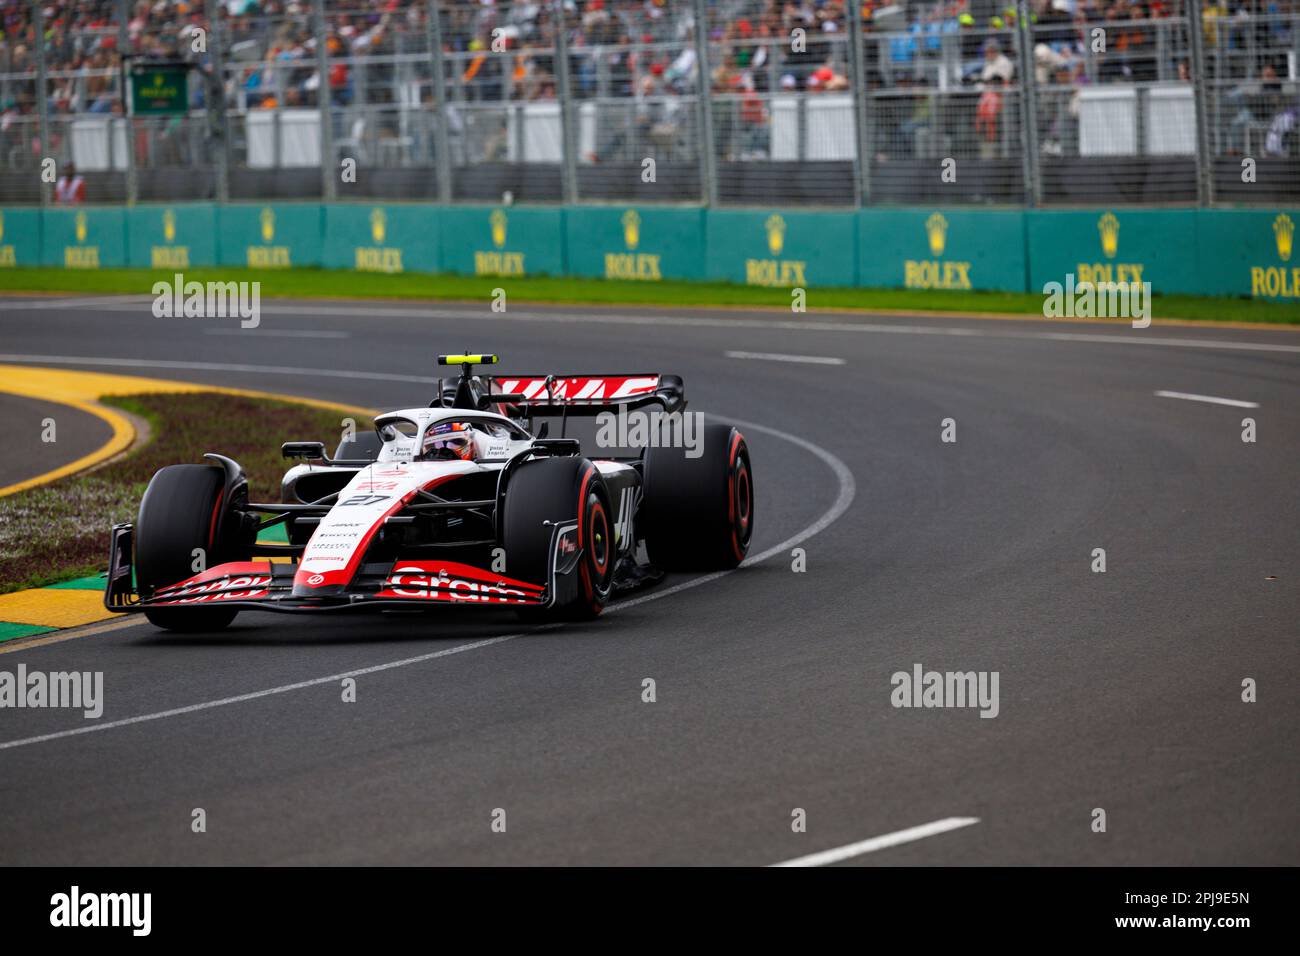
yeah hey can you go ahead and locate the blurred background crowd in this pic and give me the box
[0,1,1296,204]
[2,2,1294,104]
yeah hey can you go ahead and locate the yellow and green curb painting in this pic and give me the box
[0,363,371,644]
[0,524,292,642]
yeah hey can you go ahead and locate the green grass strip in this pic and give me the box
[1,266,1297,324]
[0,392,348,595]
[0,622,57,642]
[45,575,107,590]
[257,523,289,544]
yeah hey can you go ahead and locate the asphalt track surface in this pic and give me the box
[0,295,1296,866]
[0,393,112,488]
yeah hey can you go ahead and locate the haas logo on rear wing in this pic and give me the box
[488,374,683,413]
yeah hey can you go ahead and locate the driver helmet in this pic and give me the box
[421,420,476,461]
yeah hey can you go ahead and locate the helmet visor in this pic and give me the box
[421,422,474,460]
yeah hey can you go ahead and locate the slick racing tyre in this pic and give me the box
[503,456,615,621]
[135,464,246,632]
[641,423,753,572]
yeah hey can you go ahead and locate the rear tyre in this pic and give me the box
[135,464,243,632]
[641,423,753,571]
[502,456,614,622]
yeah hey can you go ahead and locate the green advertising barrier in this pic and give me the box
[1196,209,1300,301]
[322,204,438,274]
[0,208,42,267]
[41,207,127,269]
[705,209,856,288]
[858,209,1027,293]
[1026,209,1203,296]
[563,206,706,282]
[438,205,564,277]
[126,203,217,269]
[216,204,323,269]
[18,202,1300,305]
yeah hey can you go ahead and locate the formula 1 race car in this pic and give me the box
[105,355,753,631]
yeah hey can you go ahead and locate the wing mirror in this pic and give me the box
[536,421,549,438]
[282,441,327,461]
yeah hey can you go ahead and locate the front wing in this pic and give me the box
[104,522,584,614]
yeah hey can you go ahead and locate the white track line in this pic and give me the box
[0,414,854,753]
[725,350,846,365]
[1028,331,1298,354]
[1154,389,1259,408]
[770,817,981,867]
[203,329,350,339]
[0,295,148,310]
[0,354,436,384]
[613,412,855,613]
[0,636,516,752]
[4,298,1299,353]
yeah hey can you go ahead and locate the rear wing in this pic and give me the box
[486,374,685,416]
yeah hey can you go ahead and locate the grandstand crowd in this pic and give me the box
[0,1,1296,167]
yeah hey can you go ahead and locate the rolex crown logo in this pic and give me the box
[765,214,786,257]
[260,207,275,243]
[926,212,948,257]
[370,208,386,244]
[163,208,176,243]
[1273,213,1293,262]
[0,211,5,243]
[75,211,87,243]
[1098,212,1120,259]
[622,209,641,251]
[490,209,508,249]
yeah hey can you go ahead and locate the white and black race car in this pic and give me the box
[105,355,753,631]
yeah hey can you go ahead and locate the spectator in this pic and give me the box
[896,77,933,157]
[975,75,1004,157]
[55,160,85,203]
[1034,42,1070,86]
[980,39,1015,85]
[1226,63,1283,154]
[737,75,769,158]
[1117,4,1156,82]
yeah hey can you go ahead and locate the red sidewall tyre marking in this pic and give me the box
[576,466,611,613]
[728,433,752,563]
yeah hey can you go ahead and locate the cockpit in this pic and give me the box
[376,413,529,464]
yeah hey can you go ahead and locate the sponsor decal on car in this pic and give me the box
[153,574,273,605]
[494,376,659,403]
[293,467,471,591]
[376,561,544,605]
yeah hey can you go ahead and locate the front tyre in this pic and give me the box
[641,423,753,571]
[135,464,242,632]
[502,456,615,621]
